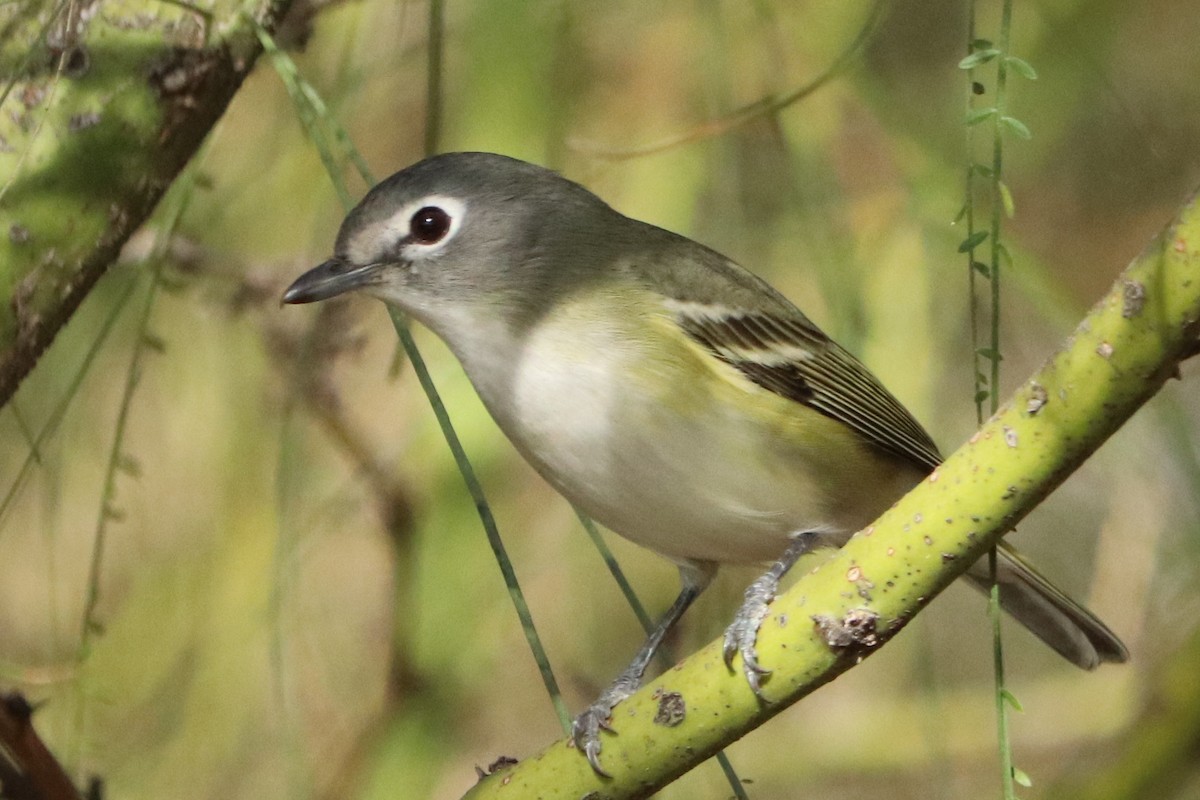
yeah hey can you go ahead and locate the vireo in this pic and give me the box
[283,152,1127,774]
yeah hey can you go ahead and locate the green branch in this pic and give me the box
[0,0,296,407]
[460,190,1200,799]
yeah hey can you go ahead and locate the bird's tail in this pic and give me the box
[963,540,1128,669]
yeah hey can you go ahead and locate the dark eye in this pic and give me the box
[409,206,452,244]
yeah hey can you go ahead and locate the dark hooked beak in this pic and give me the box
[282,257,383,304]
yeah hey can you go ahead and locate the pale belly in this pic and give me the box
[456,303,925,567]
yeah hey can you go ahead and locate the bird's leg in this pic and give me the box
[722,531,816,695]
[572,563,714,776]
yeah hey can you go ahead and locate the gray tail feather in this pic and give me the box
[963,541,1129,670]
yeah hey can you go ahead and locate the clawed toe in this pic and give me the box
[722,573,782,695]
[572,678,638,777]
[723,608,773,695]
[722,534,814,696]
[572,706,613,777]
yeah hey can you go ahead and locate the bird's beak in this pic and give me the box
[282,257,383,304]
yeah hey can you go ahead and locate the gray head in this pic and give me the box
[283,152,631,333]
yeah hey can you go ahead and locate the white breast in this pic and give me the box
[442,296,855,566]
[428,291,923,566]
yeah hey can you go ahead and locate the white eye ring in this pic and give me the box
[389,195,466,255]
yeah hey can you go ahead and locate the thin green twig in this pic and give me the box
[389,310,571,730]
[253,18,575,733]
[0,0,77,207]
[716,752,751,800]
[987,7,1011,420]
[77,267,159,653]
[964,5,986,427]
[576,505,747,797]
[0,281,138,531]
[962,0,1028,795]
[571,0,885,160]
[989,5,1016,797]
[66,162,198,777]
[575,512,654,633]
[0,0,69,114]
[7,403,40,462]
[77,168,196,656]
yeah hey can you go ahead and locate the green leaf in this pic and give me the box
[958,230,988,252]
[971,162,995,178]
[1002,687,1024,711]
[997,241,1014,268]
[1001,115,1033,139]
[959,49,1001,69]
[1013,766,1033,788]
[1005,55,1039,80]
[117,453,142,478]
[971,38,994,49]
[142,332,167,353]
[953,202,968,224]
[157,274,190,294]
[998,180,1016,218]
[966,107,998,125]
[972,260,990,277]
[974,389,990,404]
[976,347,1004,362]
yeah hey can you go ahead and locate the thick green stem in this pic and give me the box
[460,189,1200,800]
[0,0,296,407]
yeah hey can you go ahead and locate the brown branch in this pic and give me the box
[0,692,85,800]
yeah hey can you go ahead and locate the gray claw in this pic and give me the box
[572,706,613,777]
[572,677,638,777]
[722,573,780,695]
[568,572,714,775]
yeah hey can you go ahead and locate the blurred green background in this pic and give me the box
[2,1,1199,798]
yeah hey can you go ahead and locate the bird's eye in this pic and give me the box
[409,206,452,245]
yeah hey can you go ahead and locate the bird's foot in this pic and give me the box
[722,532,815,694]
[722,571,780,695]
[571,672,641,777]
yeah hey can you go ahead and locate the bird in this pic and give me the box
[282,151,1127,775]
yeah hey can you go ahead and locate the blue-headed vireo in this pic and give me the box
[283,152,1127,775]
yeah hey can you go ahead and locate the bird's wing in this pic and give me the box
[640,242,943,472]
